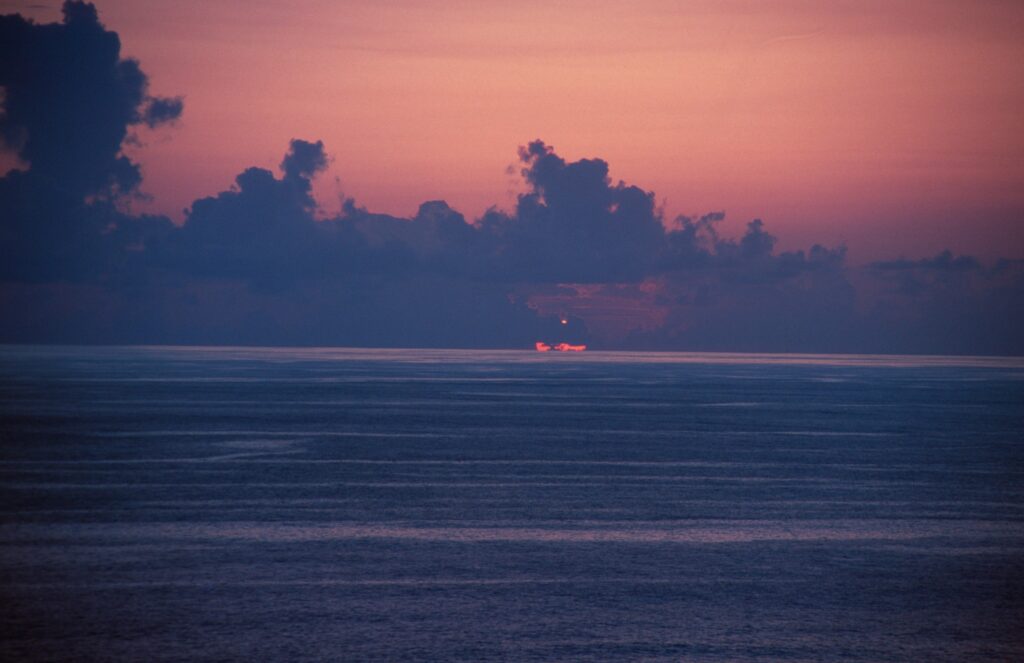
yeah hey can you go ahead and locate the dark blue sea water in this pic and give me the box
[1,346,1023,661]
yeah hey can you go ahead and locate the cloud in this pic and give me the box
[872,250,982,273]
[141,96,185,129]
[0,2,1020,354]
[484,140,664,282]
[0,1,181,283]
[166,140,334,282]
[860,251,1024,354]
[280,138,328,182]
[0,1,182,198]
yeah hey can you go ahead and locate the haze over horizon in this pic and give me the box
[1,1,1022,353]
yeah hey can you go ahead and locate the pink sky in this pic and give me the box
[6,0,1024,262]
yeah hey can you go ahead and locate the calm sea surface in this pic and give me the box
[1,346,1023,661]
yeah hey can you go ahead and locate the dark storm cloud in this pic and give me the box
[0,2,1020,353]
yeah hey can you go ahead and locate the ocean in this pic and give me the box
[1,346,1023,661]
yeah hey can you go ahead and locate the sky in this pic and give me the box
[0,1,1022,353]
[6,0,1024,260]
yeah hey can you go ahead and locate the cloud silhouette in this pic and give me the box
[0,2,1020,354]
[483,140,664,282]
[0,1,182,198]
[166,140,337,283]
[0,1,181,283]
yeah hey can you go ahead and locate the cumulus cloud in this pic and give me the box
[0,2,1020,354]
[0,1,181,283]
[486,140,665,282]
[0,1,182,198]
[166,139,336,282]
[280,139,328,182]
